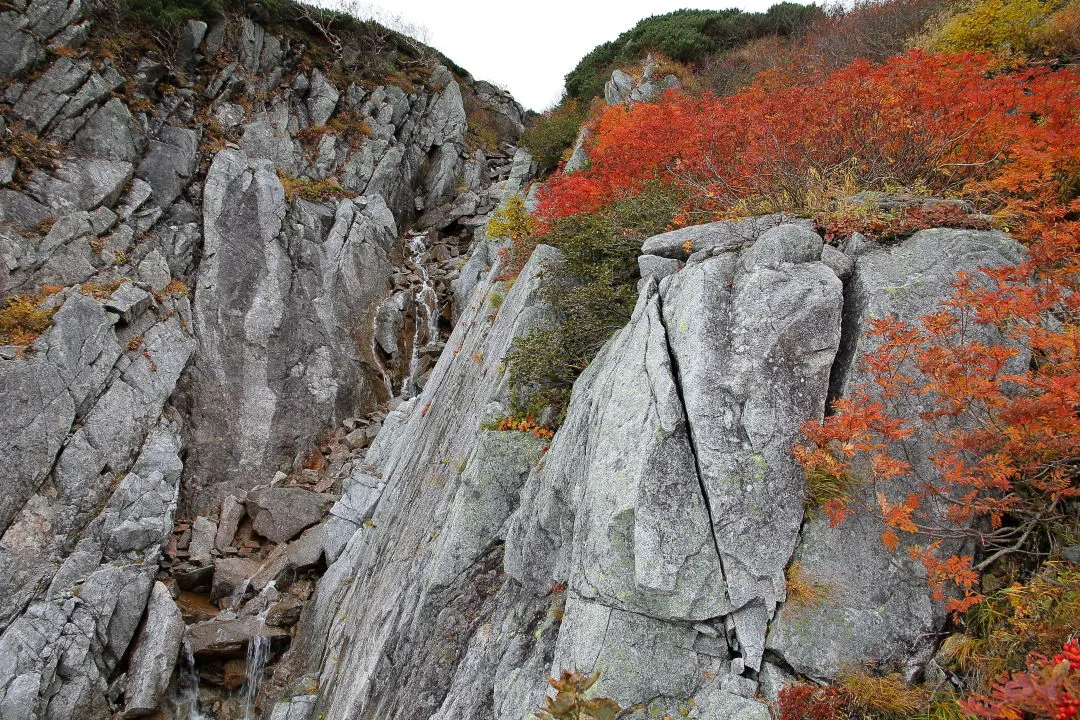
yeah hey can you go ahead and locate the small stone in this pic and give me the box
[345,428,371,450]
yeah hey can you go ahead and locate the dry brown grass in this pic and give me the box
[0,292,60,346]
[839,669,931,718]
[785,561,835,608]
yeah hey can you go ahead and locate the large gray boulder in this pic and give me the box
[185,149,397,510]
[246,487,335,544]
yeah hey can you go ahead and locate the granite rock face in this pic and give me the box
[765,228,1029,679]
[283,223,1026,720]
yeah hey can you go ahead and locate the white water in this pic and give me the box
[240,581,278,720]
[174,641,209,720]
[403,232,440,399]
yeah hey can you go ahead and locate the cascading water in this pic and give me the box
[240,581,279,720]
[403,231,440,398]
[173,641,209,720]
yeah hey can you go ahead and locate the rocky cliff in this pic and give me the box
[275,217,1024,720]
[0,0,533,716]
[0,2,1036,719]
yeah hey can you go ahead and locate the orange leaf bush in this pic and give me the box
[526,39,1078,655]
[535,50,1080,228]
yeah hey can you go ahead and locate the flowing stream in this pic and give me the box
[403,232,439,398]
[174,641,209,720]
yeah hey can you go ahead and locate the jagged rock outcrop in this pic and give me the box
[1,0,532,715]
[282,220,1025,720]
[765,228,1029,680]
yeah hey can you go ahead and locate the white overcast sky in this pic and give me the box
[317,0,802,111]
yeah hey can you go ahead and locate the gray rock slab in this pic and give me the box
[246,487,334,544]
[136,125,200,209]
[185,615,289,659]
[642,214,812,260]
[124,582,185,717]
[215,495,246,550]
[27,157,133,212]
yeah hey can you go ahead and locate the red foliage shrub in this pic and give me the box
[536,51,1080,231]
[963,638,1080,719]
[778,684,854,720]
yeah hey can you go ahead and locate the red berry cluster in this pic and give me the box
[1057,691,1079,720]
[1054,639,1080,666]
[1054,640,1080,720]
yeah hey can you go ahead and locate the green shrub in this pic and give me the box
[563,3,821,100]
[119,0,227,31]
[504,184,680,422]
[522,98,590,175]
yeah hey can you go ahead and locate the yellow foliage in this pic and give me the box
[0,293,59,346]
[941,561,1080,691]
[486,195,534,242]
[920,0,1065,59]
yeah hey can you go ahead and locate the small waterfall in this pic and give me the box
[241,634,271,720]
[240,581,278,720]
[403,232,440,399]
[174,641,208,720]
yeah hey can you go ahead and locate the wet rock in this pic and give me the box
[210,557,260,603]
[185,616,289,659]
[266,596,305,628]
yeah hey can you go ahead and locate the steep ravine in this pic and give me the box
[0,0,534,716]
[0,2,1035,718]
